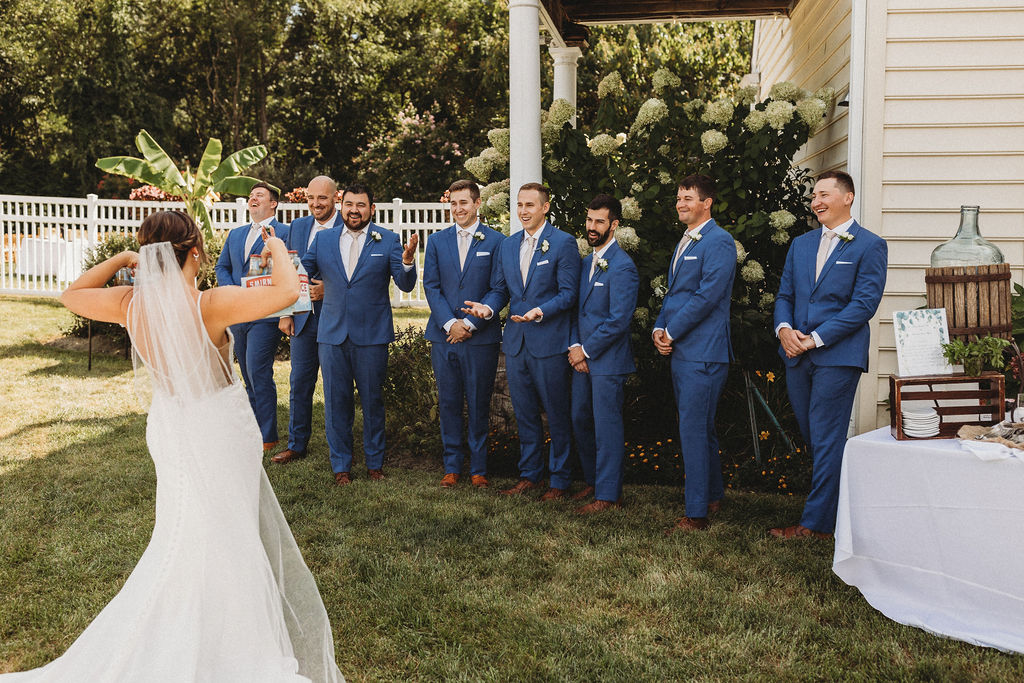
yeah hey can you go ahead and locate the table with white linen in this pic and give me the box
[15,237,86,280]
[833,427,1024,653]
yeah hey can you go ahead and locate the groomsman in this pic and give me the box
[272,175,341,465]
[771,171,887,539]
[463,183,581,499]
[215,181,290,449]
[569,194,639,514]
[423,179,505,488]
[653,175,736,533]
[301,183,418,485]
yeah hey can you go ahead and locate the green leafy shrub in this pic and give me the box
[384,326,441,458]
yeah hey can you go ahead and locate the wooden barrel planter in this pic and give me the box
[924,263,1012,341]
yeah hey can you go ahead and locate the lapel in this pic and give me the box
[350,223,379,281]
[668,221,713,289]
[523,222,553,292]
[442,226,461,279]
[459,224,485,282]
[582,241,617,308]
[810,221,859,293]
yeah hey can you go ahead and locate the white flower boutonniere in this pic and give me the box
[836,231,854,243]
[473,231,485,242]
[540,239,550,253]
[596,257,609,272]
[688,231,702,242]
[370,231,382,242]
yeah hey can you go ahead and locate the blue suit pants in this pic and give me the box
[505,349,573,489]
[319,340,389,474]
[671,358,728,518]
[571,371,627,502]
[287,313,320,453]
[784,360,861,534]
[431,342,499,476]
[231,320,281,443]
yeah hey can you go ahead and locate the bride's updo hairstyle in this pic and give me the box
[137,210,206,267]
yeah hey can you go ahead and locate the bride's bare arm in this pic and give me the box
[60,251,137,324]
[203,236,299,328]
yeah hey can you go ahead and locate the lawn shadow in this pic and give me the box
[0,341,132,379]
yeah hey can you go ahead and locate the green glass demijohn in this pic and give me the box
[929,205,1004,267]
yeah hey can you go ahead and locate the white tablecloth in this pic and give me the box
[15,237,86,280]
[833,427,1024,652]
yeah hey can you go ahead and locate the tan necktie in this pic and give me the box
[346,229,363,278]
[244,223,261,257]
[520,235,535,285]
[815,231,837,281]
[458,230,471,269]
[589,253,598,281]
[671,235,690,273]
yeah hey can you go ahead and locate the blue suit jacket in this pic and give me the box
[654,219,736,363]
[301,222,417,346]
[285,212,342,335]
[481,222,581,358]
[774,221,887,372]
[422,223,506,345]
[214,218,290,287]
[571,241,638,375]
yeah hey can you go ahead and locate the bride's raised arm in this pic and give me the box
[60,251,137,325]
[203,235,299,328]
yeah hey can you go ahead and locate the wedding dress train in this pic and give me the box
[3,243,343,682]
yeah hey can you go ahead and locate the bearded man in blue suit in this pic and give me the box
[272,175,341,465]
[771,171,887,540]
[568,194,639,514]
[654,175,736,533]
[423,179,505,489]
[463,183,581,499]
[301,183,418,485]
[214,181,289,449]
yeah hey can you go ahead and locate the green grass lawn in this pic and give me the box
[1,295,1022,680]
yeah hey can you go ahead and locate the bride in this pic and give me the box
[4,211,343,682]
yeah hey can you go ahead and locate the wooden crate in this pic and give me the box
[925,263,1012,340]
[889,373,1005,440]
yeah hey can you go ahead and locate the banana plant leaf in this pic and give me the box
[210,145,268,190]
[190,200,215,241]
[134,130,186,189]
[95,156,170,189]
[193,138,223,195]
[214,175,270,198]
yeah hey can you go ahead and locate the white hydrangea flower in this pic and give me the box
[631,182,644,195]
[486,191,509,213]
[651,274,668,298]
[657,170,673,185]
[657,144,670,156]
[766,100,795,130]
[737,294,750,305]
[480,146,505,164]
[544,157,564,172]
[616,225,640,252]
[735,239,747,263]
[682,99,705,119]
[744,110,768,132]
[487,128,510,157]
[620,197,642,221]
[701,130,728,154]
[701,99,734,126]
[769,81,801,102]
[548,99,575,128]
[795,98,827,127]
[652,67,682,94]
[480,178,509,203]
[814,85,836,104]
[770,230,790,245]
[769,209,796,230]
[741,260,765,283]
[588,133,621,157]
[616,132,627,145]
[597,71,623,99]
[736,85,759,106]
[633,307,650,327]
[630,98,669,136]
[577,237,591,257]
[759,292,775,309]
[465,155,492,182]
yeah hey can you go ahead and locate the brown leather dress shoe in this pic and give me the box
[470,475,489,489]
[440,473,460,488]
[368,469,385,481]
[271,449,306,464]
[570,485,595,501]
[263,440,279,451]
[500,479,538,495]
[539,487,566,501]
[334,471,352,486]
[666,516,709,535]
[768,524,833,540]
[576,499,621,515]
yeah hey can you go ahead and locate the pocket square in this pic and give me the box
[477,251,490,256]
[370,253,384,257]
[594,281,605,287]
[836,260,853,265]
[536,259,549,266]
[683,255,698,261]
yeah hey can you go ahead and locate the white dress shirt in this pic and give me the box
[243,217,274,257]
[309,211,337,248]
[443,221,481,334]
[339,225,415,279]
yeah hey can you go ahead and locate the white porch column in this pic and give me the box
[549,46,582,127]
[508,0,543,233]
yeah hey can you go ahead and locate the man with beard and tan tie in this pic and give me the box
[300,183,418,485]
[272,176,341,465]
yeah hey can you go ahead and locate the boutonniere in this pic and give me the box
[688,231,702,242]
[596,257,609,272]
[473,231,485,242]
[370,231,382,242]
[540,239,550,253]
[836,231,854,243]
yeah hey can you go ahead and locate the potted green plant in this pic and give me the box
[941,336,1011,377]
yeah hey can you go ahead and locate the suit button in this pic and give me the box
[521,296,526,301]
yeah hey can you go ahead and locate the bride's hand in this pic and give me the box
[120,250,139,275]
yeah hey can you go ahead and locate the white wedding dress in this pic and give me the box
[4,243,343,682]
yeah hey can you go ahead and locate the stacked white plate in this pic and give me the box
[902,406,940,438]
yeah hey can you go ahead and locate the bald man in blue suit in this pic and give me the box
[772,170,887,540]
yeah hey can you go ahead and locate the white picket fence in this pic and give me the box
[0,194,452,304]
